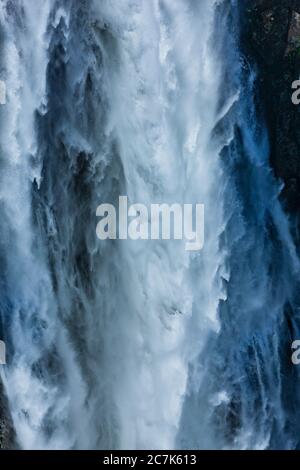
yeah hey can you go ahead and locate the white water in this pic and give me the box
[0,0,299,450]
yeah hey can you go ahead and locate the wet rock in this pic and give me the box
[243,0,300,212]
[0,380,16,449]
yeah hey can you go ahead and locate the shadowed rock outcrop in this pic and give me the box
[243,0,300,211]
[0,380,16,449]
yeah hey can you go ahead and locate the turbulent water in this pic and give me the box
[0,0,300,450]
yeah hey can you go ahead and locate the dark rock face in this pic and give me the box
[243,0,300,212]
[0,380,16,449]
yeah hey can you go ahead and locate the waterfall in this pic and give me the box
[0,0,299,450]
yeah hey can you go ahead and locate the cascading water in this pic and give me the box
[0,0,299,451]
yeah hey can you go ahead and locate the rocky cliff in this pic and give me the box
[243,0,300,212]
[0,380,15,449]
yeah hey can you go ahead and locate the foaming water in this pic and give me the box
[0,0,299,450]
[177,3,300,450]
[0,0,89,449]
